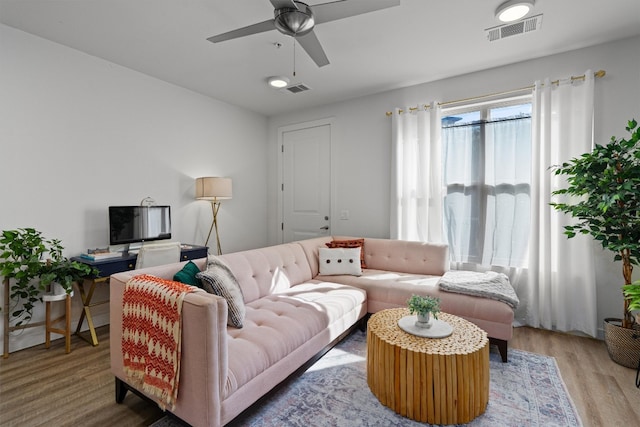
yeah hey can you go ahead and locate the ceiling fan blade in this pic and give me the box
[207,19,276,43]
[296,30,330,67]
[270,0,299,10]
[312,0,400,25]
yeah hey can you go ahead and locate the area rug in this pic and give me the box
[152,330,582,427]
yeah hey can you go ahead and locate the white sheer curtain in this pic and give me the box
[390,103,443,242]
[443,118,531,267]
[522,70,598,336]
[443,114,531,308]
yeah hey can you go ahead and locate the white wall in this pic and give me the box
[0,24,269,354]
[267,35,640,337]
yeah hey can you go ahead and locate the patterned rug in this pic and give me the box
[152,330,582,427]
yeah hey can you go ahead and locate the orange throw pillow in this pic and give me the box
[325,238,366,269]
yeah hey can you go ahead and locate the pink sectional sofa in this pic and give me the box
[110,236,514,427]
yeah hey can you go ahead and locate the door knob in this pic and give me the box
[320,226,329,230]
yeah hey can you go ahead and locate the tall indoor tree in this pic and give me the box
[551,119,640,330]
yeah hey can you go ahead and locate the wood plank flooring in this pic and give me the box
[0,325,638,426]
[510,327,640,427]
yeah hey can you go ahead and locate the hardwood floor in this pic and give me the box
[0,326,164,427]
[0,325,638,426]
[510,326,640,427]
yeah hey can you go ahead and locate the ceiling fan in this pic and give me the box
[207,0,400,68]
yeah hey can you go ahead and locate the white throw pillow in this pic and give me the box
[318,247,362,276]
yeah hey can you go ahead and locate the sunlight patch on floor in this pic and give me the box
[305,348,365,372]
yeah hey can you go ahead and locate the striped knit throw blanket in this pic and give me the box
[122,274,197,410]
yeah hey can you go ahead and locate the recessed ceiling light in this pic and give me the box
[267,76,289,89]
[495,0,534,22]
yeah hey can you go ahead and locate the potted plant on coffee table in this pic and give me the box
[551,118,640,368]
[407,294,440,327]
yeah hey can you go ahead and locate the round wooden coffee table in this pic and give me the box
[367,308,489,424]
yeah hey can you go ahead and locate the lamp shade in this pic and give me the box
[195,177,232,201]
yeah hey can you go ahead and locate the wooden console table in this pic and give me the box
[70,244,207,346]
[367,308,489,424]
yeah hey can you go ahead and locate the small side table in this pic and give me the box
[367,308,489,424]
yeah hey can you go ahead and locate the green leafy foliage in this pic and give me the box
[39,260,97,293]
[407,294,441,319]
[1,228,51,325]
[0,228,97,326]
[550,119,640,327]
[623,281,640,312]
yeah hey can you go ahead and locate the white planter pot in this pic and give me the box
[43,282,73,302]
[415,312,432,328]
[52,282,67,296]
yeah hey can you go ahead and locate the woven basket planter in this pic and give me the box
[603,318,640,369]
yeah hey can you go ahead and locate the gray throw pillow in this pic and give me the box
[196,256,245,328]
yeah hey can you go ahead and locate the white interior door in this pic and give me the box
[282,124,331,242]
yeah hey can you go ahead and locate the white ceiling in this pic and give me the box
[2,0,639,117]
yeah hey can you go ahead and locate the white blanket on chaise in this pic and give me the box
[438,270,519,309]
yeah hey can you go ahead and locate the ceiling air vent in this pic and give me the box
[486,14,543,42]
[285,83,311,94]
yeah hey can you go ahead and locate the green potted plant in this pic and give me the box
[407,294,440,326]
[623,280,640,324]
[38,235,97,295]
[0,228,96,326]
[40,258,96,296]
[0,228,54,325]
[551,118,640,367]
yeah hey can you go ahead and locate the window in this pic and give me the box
[442,99,531,268]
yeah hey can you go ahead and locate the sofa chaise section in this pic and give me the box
[297,236,514,361]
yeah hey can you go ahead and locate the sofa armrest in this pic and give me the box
[109,264,229,427]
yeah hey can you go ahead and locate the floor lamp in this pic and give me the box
[195,177,232,255]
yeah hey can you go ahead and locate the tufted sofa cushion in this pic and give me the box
[219,242,313,303]
[319,268,513,340]
[297,236,450,278]
[222,282,366,397]
[362,238,449,276]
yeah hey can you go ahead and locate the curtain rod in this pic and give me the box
[385,69,606,117]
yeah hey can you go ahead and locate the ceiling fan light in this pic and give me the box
[274,3,315,36]
[268,76,289,88]
[495,0,534,22]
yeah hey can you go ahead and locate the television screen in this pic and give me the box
[109,206,172,246]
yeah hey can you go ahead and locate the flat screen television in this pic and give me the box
[109,205,172,246]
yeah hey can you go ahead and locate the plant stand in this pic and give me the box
[3,278,47,358]
[43,290,73,354]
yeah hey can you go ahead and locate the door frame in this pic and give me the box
[277,117,335,243]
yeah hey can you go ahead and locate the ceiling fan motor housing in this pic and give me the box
[274,2,315,36]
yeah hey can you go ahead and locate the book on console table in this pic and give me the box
[80,252,123,261]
